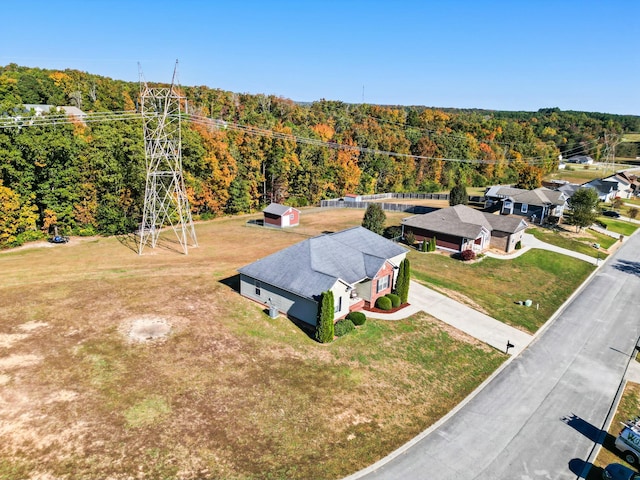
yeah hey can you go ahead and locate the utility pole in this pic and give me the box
[138,61,197,255]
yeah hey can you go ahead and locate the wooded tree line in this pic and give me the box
[1,64,639,247]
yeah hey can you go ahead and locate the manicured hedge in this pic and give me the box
[375,296,392,310]
[346,311,366,326]
[386,293,400,308]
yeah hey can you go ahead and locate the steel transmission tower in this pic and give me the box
[602,132,619,177]
[138,62,197,255]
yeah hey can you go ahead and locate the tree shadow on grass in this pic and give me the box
[612,259,640,277]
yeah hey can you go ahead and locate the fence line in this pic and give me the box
[320,200,437,214]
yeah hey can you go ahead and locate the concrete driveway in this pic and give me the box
[367,281,532,355]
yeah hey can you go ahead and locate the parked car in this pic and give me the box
[603,210,621,218]
[602,463,640,480]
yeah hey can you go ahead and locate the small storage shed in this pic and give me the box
[263,203,300,228]
[344,194,362,202]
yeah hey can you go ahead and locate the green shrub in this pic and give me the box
[515,240,522,250]
[421,239,427,252]
[334,319,355,337]
[386,293,400,308]
[375,296,392,310]
[429,236,437,252]
[384,226,402,240]
[404,230,416,246]
[346,311,366,326]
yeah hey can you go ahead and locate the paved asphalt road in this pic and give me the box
[348,232,640,480]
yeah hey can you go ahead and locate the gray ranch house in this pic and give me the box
[402,204,527,254]
[485,186,567,224]
[238,227,408,326]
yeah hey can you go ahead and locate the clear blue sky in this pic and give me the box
[3,0,639,115]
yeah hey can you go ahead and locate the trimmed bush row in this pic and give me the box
[346,311,366,326]
[386,293,400,308]
[375,296,392,310]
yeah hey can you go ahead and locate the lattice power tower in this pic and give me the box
[138,63,197,255]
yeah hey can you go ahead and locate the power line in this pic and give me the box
[0,109,584,168]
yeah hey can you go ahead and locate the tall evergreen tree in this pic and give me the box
[394,258,411,305]
[402,258,411,304]
[449,182,468,206]
[315,290,334,343]
[361,203,386,235]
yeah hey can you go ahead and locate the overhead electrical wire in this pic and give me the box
[0,109,602,168]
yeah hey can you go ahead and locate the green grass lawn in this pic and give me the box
[587,382,640,479]
[410,249,595,333]
[528,227,610,259]
[598,217,639,236]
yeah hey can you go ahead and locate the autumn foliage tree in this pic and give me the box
[0,64,638,247]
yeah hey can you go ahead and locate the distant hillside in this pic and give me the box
[1,63,639,247]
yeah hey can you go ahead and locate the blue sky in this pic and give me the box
[3,0,639,115]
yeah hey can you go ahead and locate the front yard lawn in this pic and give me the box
[598,217,639,236]
[410,249,595,333]
[529,227,611,259]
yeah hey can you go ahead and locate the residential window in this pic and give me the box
[377,275,390,293]
[334,296,342,313]
[521,203,528,213]
[289,213,295,221]
[255,281,261,296]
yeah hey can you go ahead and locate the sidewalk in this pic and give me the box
[366,281,533,355]
[485,233,601,264]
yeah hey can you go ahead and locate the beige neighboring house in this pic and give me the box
[402,204,527,254]
[22,104,87,124]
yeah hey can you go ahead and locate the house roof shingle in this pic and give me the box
[402,204,491,238]
[263,202,297,216]
[402,205,527,237]
[486,186,566,206]
[238,227,407,301]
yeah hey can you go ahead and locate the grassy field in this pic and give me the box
[546,166,612,185]
[528,226,615,258]
[587,381,640,479]
[0,209,506,480]
[409,248,595,333]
